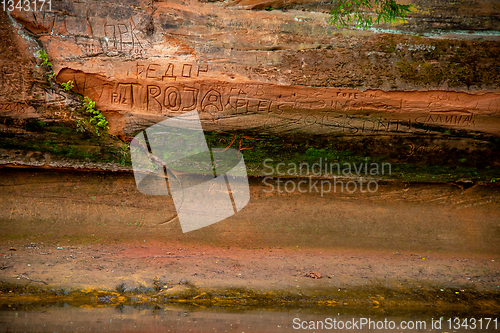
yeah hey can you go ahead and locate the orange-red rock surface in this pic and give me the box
[1,0,500,167]
[1,1,500,301]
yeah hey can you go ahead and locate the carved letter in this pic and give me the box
[147,85,162,113]
[201,90,223,114]
[163,86,181,112]
[182,86,199,111]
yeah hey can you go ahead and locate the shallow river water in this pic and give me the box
[1,304,499,332]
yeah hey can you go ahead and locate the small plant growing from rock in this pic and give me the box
[82,96,109,136]
[75,119,85,133]
[119,142,130,165]
[61,80,74,91]
[37,50,52,67]
[37,49,56,78]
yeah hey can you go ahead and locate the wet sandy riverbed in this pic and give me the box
[0,166,499,321]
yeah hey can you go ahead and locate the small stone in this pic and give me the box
[305,272,321,279]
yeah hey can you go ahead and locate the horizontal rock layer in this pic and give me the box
[0,0,499,180]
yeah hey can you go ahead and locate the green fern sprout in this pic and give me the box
[83,96,109,136]
[37,50,52,67]
[61,80,74,91]
[37,49,56,78]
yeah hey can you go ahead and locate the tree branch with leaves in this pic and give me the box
[329,0,412,29]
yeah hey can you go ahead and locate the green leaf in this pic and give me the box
[329,0,411,29]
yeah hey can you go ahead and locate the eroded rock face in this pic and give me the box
[7,1,500,133]
[54,67,500,139]
[0,8,128,169]
[1,0,500,177]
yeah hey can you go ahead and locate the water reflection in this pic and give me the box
[1,304,498,332]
